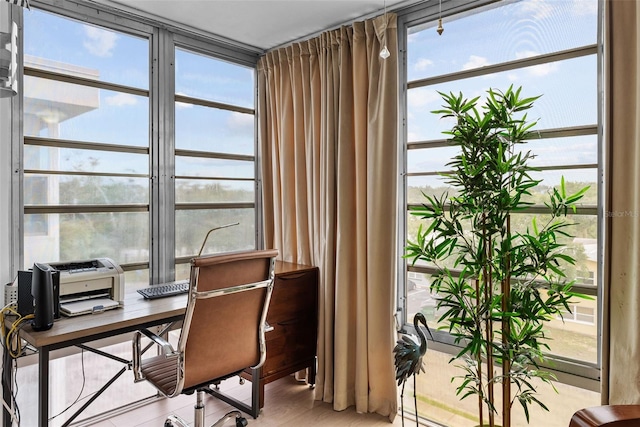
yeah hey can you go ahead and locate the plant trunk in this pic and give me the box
[483,217,495,427]
[502,215,512,427]
[475,278,484,427]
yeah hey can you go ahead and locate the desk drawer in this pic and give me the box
[264,323,316,376]
[267,269,318,323]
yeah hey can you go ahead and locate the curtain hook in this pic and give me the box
[380,0,390,59]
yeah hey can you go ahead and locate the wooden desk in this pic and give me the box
[3,287,187,427]
[2,261,318,427]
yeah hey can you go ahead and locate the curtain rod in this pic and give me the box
[267,0,429,52]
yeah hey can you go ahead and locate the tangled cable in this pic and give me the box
[0,304,34,359]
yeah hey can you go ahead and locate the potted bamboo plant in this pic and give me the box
[405,86,589,427]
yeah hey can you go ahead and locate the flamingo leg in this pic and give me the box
[400,380,406,427]
[413,374,418,427]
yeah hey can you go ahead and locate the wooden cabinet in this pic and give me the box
[243,261,318,411]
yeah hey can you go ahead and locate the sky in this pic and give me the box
[23,8,255,179]
[405,0,599,189]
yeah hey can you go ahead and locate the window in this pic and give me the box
[400,0,601,423]
[23,9,151,284]
[20,6,259,287]
[173,48,257,280]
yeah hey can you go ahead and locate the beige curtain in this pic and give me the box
[602,0,640,404]
[257,14,399,420]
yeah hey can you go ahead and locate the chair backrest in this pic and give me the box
[177,249,278,391]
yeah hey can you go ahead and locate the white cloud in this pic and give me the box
[105,93,138,107]
[83,25,117,57]
[570,0,597,16]
[414,58,434,72]
[227,112,254,129]
[515,50,539,60]
[528,62,558,77]
[407,32,419,44]
[517,0,554,20]
[462,55,490,70]
[514,50,558,77]
[407,88,441,109]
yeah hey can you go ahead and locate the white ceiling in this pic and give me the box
[91,0,423,52]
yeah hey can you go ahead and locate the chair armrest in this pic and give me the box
[137,328,174,355]
[132,328,177,382]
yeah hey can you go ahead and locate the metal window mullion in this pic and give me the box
[24,204,149,214]
[24,136,149,155]
[174,94,254,115]
[10,4,24,273]
[407,163,598,178]
[174,175,254,181]
[174,149,254,162]
[24,170,148,179]
[408,45,598,89]
[407,204,599,216]
[175,203,254,211]
[407,125,599,149]
[24,67,149,97]
[150,28,177,285]
[596,0,605,373]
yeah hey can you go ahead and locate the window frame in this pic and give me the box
[396,0,604,392]
[11,0,262,286]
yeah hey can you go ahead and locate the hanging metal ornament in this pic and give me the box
[437,0,444,35]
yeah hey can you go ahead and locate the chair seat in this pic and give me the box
[141,354,180,396]
[570,405,640,427]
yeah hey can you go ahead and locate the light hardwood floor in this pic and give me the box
[12,340,412,427]
[84,375,406,427]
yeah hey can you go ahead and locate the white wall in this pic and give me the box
[1,2,13,296]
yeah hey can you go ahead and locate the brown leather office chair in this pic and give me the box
[132,249,279,427]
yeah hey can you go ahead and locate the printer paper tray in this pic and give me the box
[60,298,120,317]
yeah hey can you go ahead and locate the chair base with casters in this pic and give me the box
[163,390,248,427]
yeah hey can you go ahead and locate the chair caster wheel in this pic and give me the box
[236,417,248,427]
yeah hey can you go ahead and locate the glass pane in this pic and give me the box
[407,0,598,81]
[125,268,150,287]
[408,348,600,426]
[547,297,598,363]
[24,174,148,205]
[23,212,148,269]
[24,76,149,146]
[175,263,191,282]
[24,146,148,175]
[175,157,254,179]
[526,168,598,205]
[176,179,254,203]
[519,135,598,168]
[405,271,445,333]
[175,48,254,109]
[175,105,254,154]
[407,175,455,204]
[175,209,255,258]
[407,55,597,141]
[16,341,156,427]
[407,146,459,173]
[24,9,149,89]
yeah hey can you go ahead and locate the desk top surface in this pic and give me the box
[12,260,316,349]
